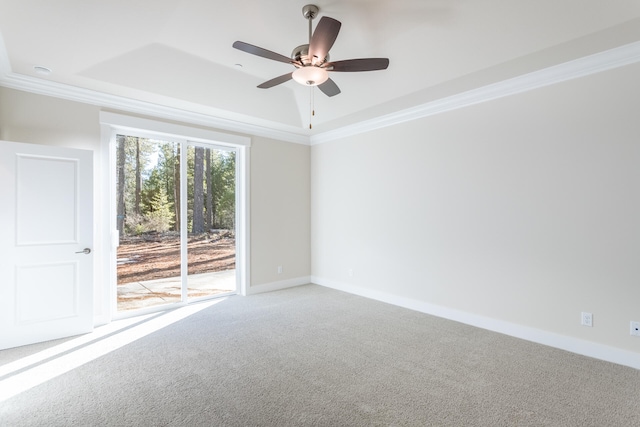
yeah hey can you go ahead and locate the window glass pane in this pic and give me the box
[186,145,236,300]
[116,135,181,311]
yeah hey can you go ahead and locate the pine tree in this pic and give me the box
[116,135,126,237]
[192,146,205,233]
[146,187,174,233]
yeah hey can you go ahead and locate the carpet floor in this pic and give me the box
[1,284,638,426]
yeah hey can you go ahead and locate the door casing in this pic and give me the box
[99,112,251,322]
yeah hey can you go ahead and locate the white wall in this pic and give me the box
[3,55,639,366]
[0,88,101,147]
[250,136,311,289]
[0,87,311,313]
[0,88,109,318]
[311,63,640,361]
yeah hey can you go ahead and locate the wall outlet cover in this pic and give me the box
[581,312,593,327]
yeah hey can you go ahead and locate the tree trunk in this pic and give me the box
[116,135,126,237]
[192,146,205,233]
[205,148,213,231]
[174,145,181,231]
[134,137,141,215]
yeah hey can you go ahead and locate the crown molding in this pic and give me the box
[2,39,640,147]
[0,71,311,145]
[310,40,640,145]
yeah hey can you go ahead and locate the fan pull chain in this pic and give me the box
[309,86,315,129]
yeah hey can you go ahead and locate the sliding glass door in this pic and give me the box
[115,135,237,312]
[186,144,237,300]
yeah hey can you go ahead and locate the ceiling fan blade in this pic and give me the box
[308,16,341,64]
[318,78,341,97]
[328,58,390,72]
[233,41,292,64]
[257,73,293,89]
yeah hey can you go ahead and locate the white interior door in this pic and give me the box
[0,140,93,349]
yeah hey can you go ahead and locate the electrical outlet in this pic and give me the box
[631,321,640,337]
[348,268,353,277]
[277,265,282,274]
[581,312,593,327]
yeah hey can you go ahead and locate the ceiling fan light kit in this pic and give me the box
[292,66,328,86]
[232,3,389,97]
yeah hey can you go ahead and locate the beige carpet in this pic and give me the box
[1,285,638,426]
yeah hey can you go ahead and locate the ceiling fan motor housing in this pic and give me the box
[292,44,329,66]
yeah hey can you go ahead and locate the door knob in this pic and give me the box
[75,248,91,254]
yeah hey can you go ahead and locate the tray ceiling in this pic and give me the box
[2,1,640,141]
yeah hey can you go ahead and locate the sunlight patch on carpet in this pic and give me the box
[0,298,225,402]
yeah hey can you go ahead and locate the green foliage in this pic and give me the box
[213,151,236,229]
[187,146,236,231]
[145,187,174,232]
[117,135,235,236]
[140,168,164,214]
[118,136,155,215]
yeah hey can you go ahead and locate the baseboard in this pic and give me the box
[93,314,111,328]
[311,276,640,370]
[247,276,310,295]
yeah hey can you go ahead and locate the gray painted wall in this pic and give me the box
[0,87,311,307]
[311,62,640,356]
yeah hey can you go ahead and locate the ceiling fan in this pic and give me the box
[233,4,389,97]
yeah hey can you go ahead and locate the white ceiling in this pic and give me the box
[2,0,640,139]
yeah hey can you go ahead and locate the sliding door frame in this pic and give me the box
[99,112,251,322]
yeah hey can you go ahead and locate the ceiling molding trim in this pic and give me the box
[3,39,640,147]
[310,40,640,145]
[0,72,311,145]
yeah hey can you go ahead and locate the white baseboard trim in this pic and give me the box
[247,276,310,295]
[311,276,640,370]
[93,314,111,328]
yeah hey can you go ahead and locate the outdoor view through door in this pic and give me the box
[116,135,236,311]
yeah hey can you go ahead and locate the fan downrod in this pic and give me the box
[296,4,324,63]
